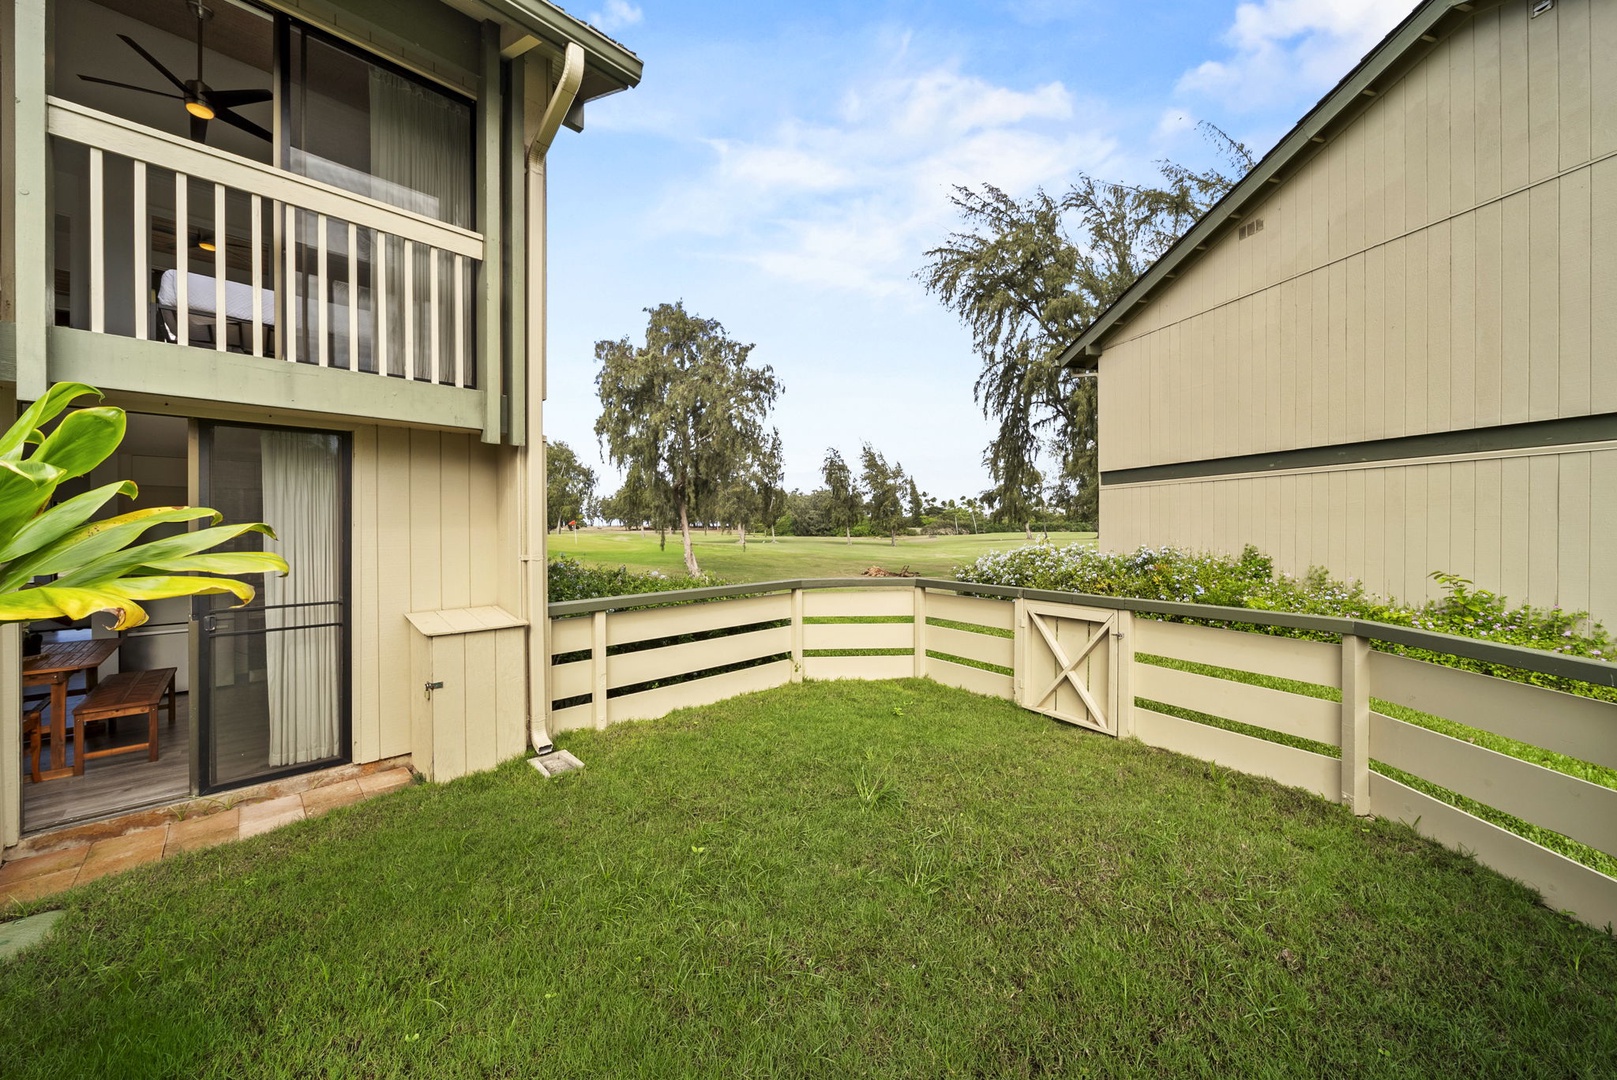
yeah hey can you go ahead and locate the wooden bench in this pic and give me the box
[66,668,177,777]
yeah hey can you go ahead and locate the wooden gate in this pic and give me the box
[1016,601,1120,736]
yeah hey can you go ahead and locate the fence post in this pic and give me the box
[1113,609,1135,738]
[1012,597,1027,707]
[591,610,609,730]
[1340,634,1371,813]
[913,586,928,679]
[791,588,805,683]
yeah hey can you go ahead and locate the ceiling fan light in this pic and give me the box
[198,238,216,252]
[185,98,215,120]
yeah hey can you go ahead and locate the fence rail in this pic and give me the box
[548,577,1617,929]
[48,98,481,387]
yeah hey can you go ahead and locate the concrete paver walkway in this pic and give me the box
[0,767,413,909]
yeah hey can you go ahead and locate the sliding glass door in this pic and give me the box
[196,422,349,791]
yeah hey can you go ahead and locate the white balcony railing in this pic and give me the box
[46,98,482,388]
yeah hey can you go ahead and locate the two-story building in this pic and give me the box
[1061,0,1615,629]
[0,0,640,844]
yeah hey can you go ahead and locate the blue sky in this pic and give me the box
[544,0,1412,504]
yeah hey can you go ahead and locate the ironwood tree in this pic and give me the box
[822,447,861,545]
[859,443,906,547]
[594,302,781,576]
[544,439,598,530]
[716,428,785,548]
[919,125,1253,532]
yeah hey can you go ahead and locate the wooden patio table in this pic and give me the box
[22,638,121,780]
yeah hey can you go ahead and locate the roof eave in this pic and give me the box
[480,0,644,93]
[1058,0,1483,369]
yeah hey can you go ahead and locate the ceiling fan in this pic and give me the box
[78,1,272,145]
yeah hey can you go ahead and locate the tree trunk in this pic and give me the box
[1025,520,1032,540]
[845,527,852,545]
[739,522,747,550]
[679,501,700,576]
[889,530,897,547]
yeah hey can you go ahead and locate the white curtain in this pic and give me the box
[262,430,342,766]
[369,68,472,381]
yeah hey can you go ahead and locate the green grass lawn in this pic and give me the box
[551,527,1096,582]
[4,679,1615,1078]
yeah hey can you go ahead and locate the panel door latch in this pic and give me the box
[424,680,444,698]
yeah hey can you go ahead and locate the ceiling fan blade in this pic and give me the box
[190,113,209,144]
[213,106,271,142]
[118,35,189,94]
[77,74,184,99]
[206,88,273,108]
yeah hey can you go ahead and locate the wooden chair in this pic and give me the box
[22,705,47,784]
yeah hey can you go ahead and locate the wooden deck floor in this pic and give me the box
[21,693,193,833]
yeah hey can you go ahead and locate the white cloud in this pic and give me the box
[1176,0,1412,112]
[650,66,1115,297]
[588,0,643,34]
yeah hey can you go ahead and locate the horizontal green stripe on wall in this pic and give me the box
[1100,414,1617,486]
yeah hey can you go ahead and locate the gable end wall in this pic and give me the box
[1097,0,1617,625]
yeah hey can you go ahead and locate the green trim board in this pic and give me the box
[504,55,528,446]
[1058,0,1492,367]
[0,323,13,382]
[46,327,486,430]
[12,0,48,402]
[478,22,505,444]
[1099,414,1617,487]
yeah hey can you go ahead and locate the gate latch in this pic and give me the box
[424,680,444,698]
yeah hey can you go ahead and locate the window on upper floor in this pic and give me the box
[51,0,474,229]
[285,25,475,230]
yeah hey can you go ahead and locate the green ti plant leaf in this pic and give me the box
[0,386,288,630]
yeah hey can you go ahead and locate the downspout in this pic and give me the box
[524,42,585,756]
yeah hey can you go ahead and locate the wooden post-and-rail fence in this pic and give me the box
[547,577,1617,931]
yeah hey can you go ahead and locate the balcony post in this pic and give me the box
[11,0,49,401]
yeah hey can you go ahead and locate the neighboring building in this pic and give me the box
[1061,0,1615,626]
[0,0,640,844]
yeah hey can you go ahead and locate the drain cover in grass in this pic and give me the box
[0,910,64,961]
[530,750,584,778]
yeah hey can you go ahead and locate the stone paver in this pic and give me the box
[0,764,416,904]
[0,910,65,960]
[0,867,80,908]
[300,779,366,817]
[238,794,306,839]
[165,808,241,856]
[0,844,89,885]
[77,829,168,885]
[357,768,413,795]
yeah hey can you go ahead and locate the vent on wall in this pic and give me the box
[1237,218,1265,240]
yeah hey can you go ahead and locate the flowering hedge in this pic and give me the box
[956,543,1613,696]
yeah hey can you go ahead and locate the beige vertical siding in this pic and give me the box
[0,1,14,326]
[1099,0,1612,473]
[352,427,523,765]
[1099,446,1617,622]
[1098,1,1616,627]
